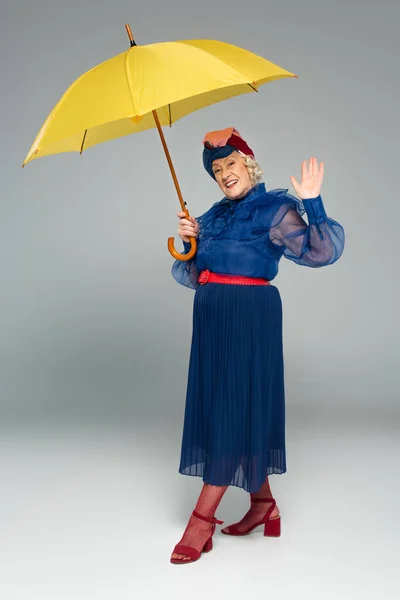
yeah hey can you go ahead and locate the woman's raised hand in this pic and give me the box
[177,211,199,243]
[290,157,324,200]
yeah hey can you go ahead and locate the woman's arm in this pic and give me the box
[171,211,201,290]
[269,195,345,267]
[268,157,345,266]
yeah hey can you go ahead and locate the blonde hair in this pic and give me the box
[238,151,264,186]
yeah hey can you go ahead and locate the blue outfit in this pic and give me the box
[171,182,345,492]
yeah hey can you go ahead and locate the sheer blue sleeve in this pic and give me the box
[269,193,345,267]
[171,239,200,290]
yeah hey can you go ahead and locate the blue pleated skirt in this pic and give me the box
[178,282,286,493]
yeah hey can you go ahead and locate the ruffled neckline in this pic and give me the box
[218,182,273,220]
[212,182,302,221]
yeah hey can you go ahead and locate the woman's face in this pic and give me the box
[212,151,252,200]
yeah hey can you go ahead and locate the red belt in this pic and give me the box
[198,269,270,285]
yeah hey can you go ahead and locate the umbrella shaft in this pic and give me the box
[152,109,187,214]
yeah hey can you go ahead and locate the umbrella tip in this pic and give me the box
[125,24,137,47]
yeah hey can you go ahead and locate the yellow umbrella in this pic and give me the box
[23,25,297,260]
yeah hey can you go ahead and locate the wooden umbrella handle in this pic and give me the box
[167,234,197,260]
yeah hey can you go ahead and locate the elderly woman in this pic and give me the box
[170,128,345,564]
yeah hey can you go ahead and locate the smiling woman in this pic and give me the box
[169,127,345,565]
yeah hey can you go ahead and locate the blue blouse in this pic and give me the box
[171,182,345,290]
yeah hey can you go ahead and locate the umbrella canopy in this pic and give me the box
[23,37,296,165]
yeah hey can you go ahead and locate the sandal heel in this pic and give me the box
[203,537,213,552]
[264,515,281,537]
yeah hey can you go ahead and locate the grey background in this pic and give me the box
[1,0,399,598]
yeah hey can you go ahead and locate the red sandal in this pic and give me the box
[170,510,224,565]
[221,497,281,537]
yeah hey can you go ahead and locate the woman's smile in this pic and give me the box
[225,178,238,188]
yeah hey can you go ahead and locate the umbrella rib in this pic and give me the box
[176,41,265,91]
[169,104,172,127]
[80,129,88,154]
[124,49,138,115]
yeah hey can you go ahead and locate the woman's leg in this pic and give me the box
[221,475,280,534]
[171,482,228,561]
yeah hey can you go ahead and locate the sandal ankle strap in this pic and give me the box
[192,509,224,525]
[250,497,276,505]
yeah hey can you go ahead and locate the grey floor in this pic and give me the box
[1,409,398,600]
